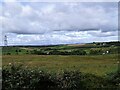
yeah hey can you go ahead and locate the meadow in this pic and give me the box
[2,42,120,76]
[2,54,118,76]
[2,42,120,89]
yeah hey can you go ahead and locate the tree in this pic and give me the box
[15,50,18,55]
[71,50,87,55]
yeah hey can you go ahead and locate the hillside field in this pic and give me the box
[2,42,120,76]
[2,54,118,76]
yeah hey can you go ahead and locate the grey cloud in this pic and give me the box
[1,2,118,34]
[87,30,118,37]
[0,2,118,45]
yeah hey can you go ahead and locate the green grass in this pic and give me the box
[2,45,119,56]
[2,54,118,76]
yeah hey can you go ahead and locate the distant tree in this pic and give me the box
[32,50,46,55]
[71,50,87,55]
[15,50,18,55]
[26,50,29,54]
[60,51,70,55]
[19,50,21,52]
[7,52,11,55]
[89,49,103,55]
[49,50,61,55]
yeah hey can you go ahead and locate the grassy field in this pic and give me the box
[2,54,118,76]
[2,42,120,76]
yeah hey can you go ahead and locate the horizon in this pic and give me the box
[1,40,119,47]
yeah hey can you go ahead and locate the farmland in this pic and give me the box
[2,42,120,55]
[2,41,120,89]
[2,41,120,76]
[2,54,118,76]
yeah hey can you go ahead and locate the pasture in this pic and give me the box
[2,54,118,76]
[2,42,120,89]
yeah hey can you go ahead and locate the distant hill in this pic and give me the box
[1,41,120,55]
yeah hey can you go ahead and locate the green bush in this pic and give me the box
[56,71,85,89]
[106,71,120,88]
[2,65,120,90]
[70,50,87,55]
[32,50,46,55]
[2,65,57,90]
[89,49,103,55]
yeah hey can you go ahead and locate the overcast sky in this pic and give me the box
[0,0,118,45]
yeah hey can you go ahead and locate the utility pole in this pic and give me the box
[4,35,8,46]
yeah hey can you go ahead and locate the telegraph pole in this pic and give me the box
[4,35,8,46]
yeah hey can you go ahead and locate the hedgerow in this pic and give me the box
[2,64,120,90]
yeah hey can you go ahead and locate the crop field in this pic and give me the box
[2,54,118,76]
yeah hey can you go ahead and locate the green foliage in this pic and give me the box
[106,71,120,88]
[89,49,103,55]
[31,49,87,55]
[2,65,57,89]
[56,71,85,89]
[2,65,120,90]
[49,50,61,55]
[71,50,87,55]
[2,41,120,55]
[32,50,46,55]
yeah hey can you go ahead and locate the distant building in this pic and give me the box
[106,51,109,54]
[102,43,106,46]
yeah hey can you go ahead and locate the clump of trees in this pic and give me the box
[70,50,87,55]
[28,48,119,55]
[31,50,46,55]
[31,49,87,55]
[89,49,103,55]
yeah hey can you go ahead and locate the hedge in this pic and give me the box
[2,65,120,90]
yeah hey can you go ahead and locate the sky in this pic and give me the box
[0,0,118,46]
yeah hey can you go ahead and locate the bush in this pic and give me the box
[106,71,120,88]
[6,52,11,55]
[89,49,103,55]
[49,50,61,55]
[2,65,85,89]
[2,65,57,90]
[81,73,110,89]
[2,65,120,89]
[56,71,85,89]
[70,50,87,55]
[32,50,46,55]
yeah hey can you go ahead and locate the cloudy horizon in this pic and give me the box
[0,1,118,46]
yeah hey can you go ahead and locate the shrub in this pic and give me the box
[89,49,103,55]
[106,71,120,88]
[32,50,46,55]
[6,52,11,55]
[71,50,87,55]
[56,71,85,89]
[2,65,57,90]
[2,64,120,89]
